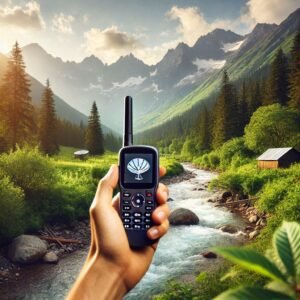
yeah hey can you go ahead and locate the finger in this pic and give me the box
[93,164,119,208]
[159,166,166,178]
[112,192,120,212]
[147,219,169,240]
[152,203,170,225]
[156,183,169,205]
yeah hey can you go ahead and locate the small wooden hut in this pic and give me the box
[257,147,300,169]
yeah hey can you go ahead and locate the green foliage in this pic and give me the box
[153,280,196,300]
[181,138,198,159]
[244,104,300,153]
[219,137,252,170]
[168,139,184,155]
[0,146,56,193]
[215,222,300,300]
[0,174,25,241]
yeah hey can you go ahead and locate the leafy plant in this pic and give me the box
[214,222,300,299]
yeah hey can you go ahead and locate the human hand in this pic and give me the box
[68,164,170,300]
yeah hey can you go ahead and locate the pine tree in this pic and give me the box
[212,71,238,148]
[85,101,104,155]
[288,31,300,110]
[196,105,210,150]
[265,48,289,105]
[39,79,59,155]
[248,80,262,117]
[2,42,35,148]
[238,80,249,129]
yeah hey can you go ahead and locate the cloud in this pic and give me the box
[222,40,245,52]
[142,82,163,93]
[0,1,45,29]
[83,26,141,64]
[245,0,300,24]
[167,6,233,46]
[113,76,146,88]
[52,13,74,34]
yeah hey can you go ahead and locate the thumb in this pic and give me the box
[94,164,119,208]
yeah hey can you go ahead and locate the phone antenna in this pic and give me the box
[123,96,133,147]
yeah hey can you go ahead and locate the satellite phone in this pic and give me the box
[118,96,159,248]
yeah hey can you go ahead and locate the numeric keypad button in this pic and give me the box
[123,205,131,211]
[145,206,153,211]
[133,224,142,229]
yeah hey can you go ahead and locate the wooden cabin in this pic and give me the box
[257,147,300,169]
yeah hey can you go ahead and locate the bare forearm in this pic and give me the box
[67,255,127,300]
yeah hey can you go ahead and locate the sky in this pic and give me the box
[0,0,299,65]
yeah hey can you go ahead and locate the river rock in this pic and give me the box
[222,191,232,200]
[201,251,217,259]
[169,208,199,225]
[249,230,260,239]
[217,224,239,234]
[249,215,258,223]
[8,235,48,264]
[43,251,59,264]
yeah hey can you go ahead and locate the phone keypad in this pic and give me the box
[121,191,155,230]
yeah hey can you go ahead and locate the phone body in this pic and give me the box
[119,145,159,247]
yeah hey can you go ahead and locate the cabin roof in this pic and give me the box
[257,147,294,161]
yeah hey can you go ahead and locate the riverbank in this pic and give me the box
[0,164,247,299]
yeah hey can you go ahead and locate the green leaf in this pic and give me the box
[214,286,294,300]
[273,222,300,280]
[215,247,286,282]
[266,280,295,298]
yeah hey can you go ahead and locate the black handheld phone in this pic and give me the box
[118,96,159,248]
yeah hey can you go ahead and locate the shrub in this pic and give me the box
[219,138,252,170]
[181,138,198,159]
[0,146,57,193]
[257,178,291,213]
[0,174,25,241]
[208,152,220,169]
[245,104,300,153]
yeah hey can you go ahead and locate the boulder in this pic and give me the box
[43,251,59,264]
[217,224,239,234]
[249,215,258,223]
[249,230,260,239]
[201,251,217,259]
[8,235,48,264]
[222,191,232,200]
[169,208,199,225]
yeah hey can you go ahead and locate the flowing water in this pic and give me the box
[0,164,244,300]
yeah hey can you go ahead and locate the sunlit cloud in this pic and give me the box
[52,13,74,34]
[0,1,45,29]
[83,26,141,64]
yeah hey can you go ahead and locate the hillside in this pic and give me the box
[0,52,114,134]
[137,8,300,131]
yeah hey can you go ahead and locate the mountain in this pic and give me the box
[0,52,88,125]
[0,52,113,135]
[21,29,244,132]
[138,8,300,130]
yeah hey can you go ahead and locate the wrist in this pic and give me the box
[68,253,128,300]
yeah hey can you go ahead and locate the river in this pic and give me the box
[0,164,244,300]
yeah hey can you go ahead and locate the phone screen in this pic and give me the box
[124,153,153,184]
